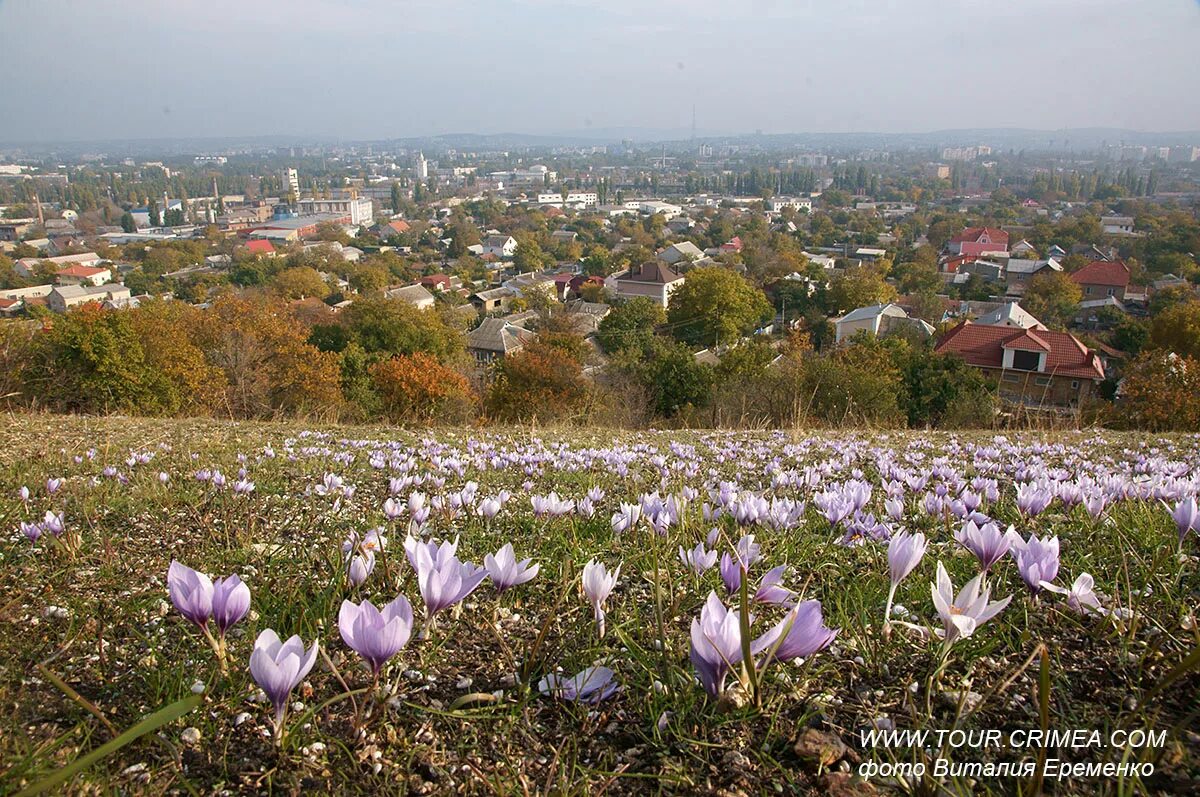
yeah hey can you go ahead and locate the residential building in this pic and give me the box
[1100,215,1135,236]
[377,218,411,239]
[1070,260,1131,301]
[946,227,1009,257]
[55,265,112,287]
[606,261,686,308]
[47,284,132,313]
[536,191,598,208]
[466,317,537,364]
[1004,258,1062,295]
[833,303,935,344]
[766,196,812,213]
[384,284,436,310]
[974,301,1047,330]
[471,287,516,315]
[657,241,704,265]
[15,252,103,278]
[935,322,1104,408]
[282,168,300,198]
[482,234,517,259]
[297,196,374,226]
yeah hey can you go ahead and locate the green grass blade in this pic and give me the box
[15,694,202,797]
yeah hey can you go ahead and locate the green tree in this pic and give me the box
[824,266,897,315]
[643,339,713,416]
[341,295,464,360]
[1022,272,1082,329]
[667,266,772,347]
[1149,300,1200,359]
[272,266,331,300]
[120,212,137,233]
[596,297,665,355]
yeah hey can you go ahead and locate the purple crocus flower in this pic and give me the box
[41,511,65,537]
[1170,497,1198,542]
[249,629,319,735]
[211,575,251,636]
[679,542,717,575]
[1042,572,1103,615]
[338,595,414,676]
[18,486,30,502]
[414,544,487,619]
[167,561,214,629]
[348,551,375,587]
[582,559,620,638]
[754,565,796,606]
[610,503,641,535]
[484,543,540,592]
[931,562,1012,644]
[1011,533,1060,593]
[955,520,1018,572]
[885,530,926,625]
[46,478,63,495]
[719,552,742,593]
[538,666,619,703]
[1015,483,1053,519]
[752,599,838,663]
[689,592,744,696]
[19,521,41,541]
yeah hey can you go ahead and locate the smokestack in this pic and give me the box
[33,192,44,225]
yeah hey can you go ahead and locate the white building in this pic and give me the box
[766,196,813,213]
[282,168,300,198]
[834,303,934,343]
[47,284,132,313]
[482,234,518,259]
[535,191,598,208]
[415,153,429,180]
[974,301,1047,330]
[297,196,374,226]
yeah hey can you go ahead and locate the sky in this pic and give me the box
[1,0,1199,142]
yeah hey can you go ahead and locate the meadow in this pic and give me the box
[1,416,1198,795]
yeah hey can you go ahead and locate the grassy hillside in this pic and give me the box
[1,416,1197,794]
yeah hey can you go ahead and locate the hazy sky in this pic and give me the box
[1,0,1199,141]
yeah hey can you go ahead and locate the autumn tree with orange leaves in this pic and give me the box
[485,342,590,423]
[370,353,476,424]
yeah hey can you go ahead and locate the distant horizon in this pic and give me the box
[2,125,1200,153]
[2,1,1199,143]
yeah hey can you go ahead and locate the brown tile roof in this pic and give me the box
[622,261,685,285]
[935,321,1104,380]
[1070,260,1130,288]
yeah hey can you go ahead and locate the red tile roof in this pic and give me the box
[56,265,108,277]
[949,226,1009,245]
[1070,260,1130,288]
[245,239,275,255]
[0,297,19,309]
[1002,329,1050,352]
[935,321,1104,380]
[385,219,411,233]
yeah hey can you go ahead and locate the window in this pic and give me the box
[1071,380,1080,390]
[1002,373,1020,383]
[1034,376,1052,387]
[1107,287,1116,297]
[1011,349,1040,371]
